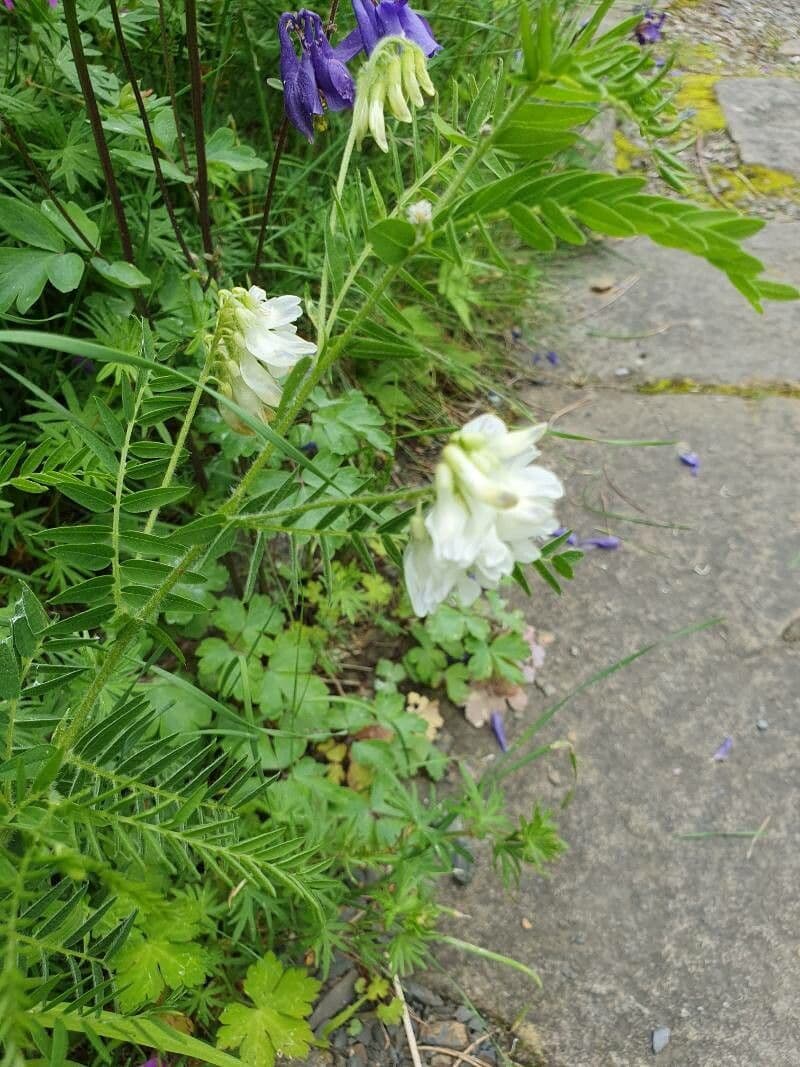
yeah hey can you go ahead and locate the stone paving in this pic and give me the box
[431,32,800,1067]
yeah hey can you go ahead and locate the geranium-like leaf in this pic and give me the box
[217,953,320,1067]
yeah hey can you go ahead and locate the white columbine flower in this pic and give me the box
[214,286,316,433]
[405,414,564,616]
[406,199,432,226]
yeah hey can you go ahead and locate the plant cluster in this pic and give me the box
[0,0,794,1063]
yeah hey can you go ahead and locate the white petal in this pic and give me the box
[258,294,303,328]
[461,413,507,440]
[444,445,517,510]
[403,537,456,617]
[239,353,283,408]
[243,322,316,372]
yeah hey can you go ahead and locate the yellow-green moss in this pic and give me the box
[710,163,800,203]
[674,41,720,70]
[638,378,800,399]
[614,130,647,173]
[675,74,726,132]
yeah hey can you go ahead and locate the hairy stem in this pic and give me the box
[61,0,134,264]
[185,0,214,273]
[109,0,196,273]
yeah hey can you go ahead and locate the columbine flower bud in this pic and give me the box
[214,286,316,433]
[404,414,564,615]
[406,199,432,226]
[351,37,435,152]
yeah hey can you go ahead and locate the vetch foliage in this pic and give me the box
[0,0,795,1062]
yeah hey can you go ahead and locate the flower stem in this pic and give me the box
[61,0,134,265]
[185,0,214,275]
[253,116,288,275]
[0,112,101,257]
[156,0,190,173]
[143,335,218,535]
[109,0,196,273]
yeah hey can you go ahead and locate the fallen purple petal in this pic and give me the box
[550,526,579,546]
[679,451,700,476]
[490,711,508,753]
[546,350,560,366]
[712,735,733,762]
[579,535,620,550]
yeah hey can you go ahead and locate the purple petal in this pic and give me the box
[550,527,579,546]
[490,711,508,753]
[332,25,366,62]
[394,1,441,55]
[579,535,620,550]
[679,451,700,476]
[350,0,380,54]
[546,350,560,366]
[3,1,14,10]
[302,10,355,110]
[712,735,733,762]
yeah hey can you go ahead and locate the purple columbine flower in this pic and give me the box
[301,10,355,112]
[490,711,508,753]
[679,451,700,476]
[634,10,666,45]
[579,535,621,550]
[279,12,322,141]
[712,735,733,762]
[336,0,441,60]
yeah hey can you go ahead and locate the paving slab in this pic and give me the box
[716,78,800,178]
[436,387,800,1067]
[543,222,800,385]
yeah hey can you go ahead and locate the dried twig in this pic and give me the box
[695,131,727,206]
[393,976,423,1067]
[746,814,771,860]
[417,1047,493,1067]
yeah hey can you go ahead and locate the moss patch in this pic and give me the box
[674,41,720,70]
[675,74,726,131]
[638,378,800,399]
[710,163,800,203]
[614,130,647,173]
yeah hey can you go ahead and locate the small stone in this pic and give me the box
[454,1005,473,1023]
[419,1020,468,1049]
[349,1043,368,1067]
[548,769,562,787]
[652,1026,671,1054]
[614,366,631,378]
[570,645,579,657]
[778,38,800,57]
[403,980,444,1008]
[590,274,616,292]
[756,719,769,732]
[541,682,557,697]
[310,970,358,1032]
[521,916,533,929]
